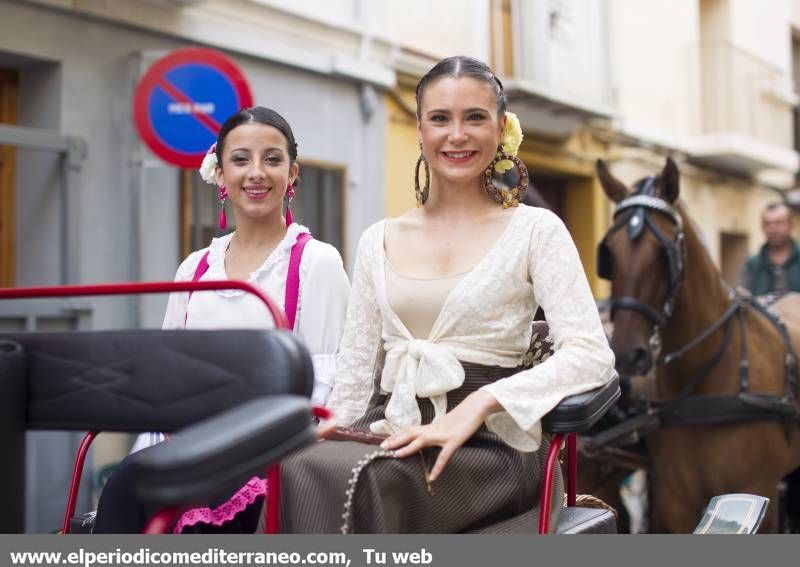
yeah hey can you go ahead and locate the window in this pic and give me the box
[292,161,346,259]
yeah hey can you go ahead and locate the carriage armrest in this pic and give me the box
[133,395,316,507]
[541,374,620,434]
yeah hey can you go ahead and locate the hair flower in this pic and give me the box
[199,143,218,185]
[494,112,523,173]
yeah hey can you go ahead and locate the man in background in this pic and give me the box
[739,201,800,532]
[739,202,800,296]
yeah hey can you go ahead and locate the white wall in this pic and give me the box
[608,0,701,142]
[729,0,792,73]
[378,0,490,61]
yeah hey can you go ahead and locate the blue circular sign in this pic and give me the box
[133,48,254,167]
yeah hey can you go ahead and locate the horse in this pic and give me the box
[594,157,800,532]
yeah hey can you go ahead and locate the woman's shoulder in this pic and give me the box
[303,238,345,270]
[174,246,212,281]
[516,203,568,237]
[516,203,562,225]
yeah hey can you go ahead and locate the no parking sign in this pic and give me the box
[133,47,254,168]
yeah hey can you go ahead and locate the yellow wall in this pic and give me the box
[385,88,419,218]
[518,137,612,298]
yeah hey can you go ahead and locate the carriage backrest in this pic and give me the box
[0,329,314,532]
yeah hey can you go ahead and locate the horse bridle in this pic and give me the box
[587,178,800,455]
[597,177,686,334]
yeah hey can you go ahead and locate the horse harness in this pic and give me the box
[588,179,800,455]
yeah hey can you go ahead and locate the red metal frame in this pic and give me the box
[0,281,288,329]
[265,464,282,534]
[567,433,577,507]
[0,280,289,535]
[538,433,577,534]
[143,508,182,534]
[61,431,98,534]
[263,405,333,534]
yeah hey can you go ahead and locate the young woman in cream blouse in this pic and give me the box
[280,56,616,534]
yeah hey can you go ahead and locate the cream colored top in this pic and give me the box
[327,205,616,452]
[384,259,469,339]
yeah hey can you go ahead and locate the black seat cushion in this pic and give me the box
[467,506,617,534]
[132,396,316,506]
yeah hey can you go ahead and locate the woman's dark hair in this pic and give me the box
[415,56,506,118]
[215,106,298,166]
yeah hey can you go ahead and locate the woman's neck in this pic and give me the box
[423,173,496,218]
[230,211,287,250]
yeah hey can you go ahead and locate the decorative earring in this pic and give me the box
[483,144,529,208]
[218,185,228,230]
[414,143,430,207]
[285,183,295,228]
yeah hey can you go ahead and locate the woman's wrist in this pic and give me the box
[464,389,501,421]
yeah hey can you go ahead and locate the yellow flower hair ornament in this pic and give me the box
[494,111,523,174]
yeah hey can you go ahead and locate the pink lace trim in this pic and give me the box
[172,476,267,534]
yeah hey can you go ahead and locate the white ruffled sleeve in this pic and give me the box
[325,227,384,426]
[295,242,351,406]
[481,213,616,451]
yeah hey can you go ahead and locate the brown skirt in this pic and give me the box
[277,362,564,534]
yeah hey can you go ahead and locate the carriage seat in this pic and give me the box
[467,374,620,534]
[128,321,621,535]
[136,371,621,534]
[132,396,315,508]
[0,329,315,534]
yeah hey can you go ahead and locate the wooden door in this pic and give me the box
[0,69,18,286]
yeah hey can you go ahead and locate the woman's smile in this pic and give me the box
[441,150,479,163]
[242,185,271,200]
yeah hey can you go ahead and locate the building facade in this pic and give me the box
[2,0,799,531]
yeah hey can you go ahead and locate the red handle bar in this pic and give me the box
[0,280,290,330]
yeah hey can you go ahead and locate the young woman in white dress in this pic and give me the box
[94,106,350,533]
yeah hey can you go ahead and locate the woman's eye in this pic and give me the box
[430,114,447,122]
[267,155,282,164]
[232,156,248,164]
[468,113,487,121]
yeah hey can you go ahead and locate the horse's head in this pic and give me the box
[596,158,686,377]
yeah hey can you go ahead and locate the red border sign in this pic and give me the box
[133,47,254,168]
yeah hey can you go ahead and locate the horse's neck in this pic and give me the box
[659,211,732,394]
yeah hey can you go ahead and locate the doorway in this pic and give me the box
[0,68,18,286]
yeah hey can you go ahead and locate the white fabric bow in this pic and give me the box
[369,337,465,435]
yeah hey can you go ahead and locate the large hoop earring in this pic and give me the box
[483,145,529,208]
[414,147,430,207]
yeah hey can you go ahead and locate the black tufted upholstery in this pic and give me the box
[0,330,314,533]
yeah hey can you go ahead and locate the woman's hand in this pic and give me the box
[379,390,501,482]
[315,417,338,439]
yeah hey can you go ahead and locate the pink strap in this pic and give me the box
[285,232,312,330]
[184,251,210,327]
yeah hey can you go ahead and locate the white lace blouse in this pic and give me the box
[326,205,616,452]
[161,223,350,405]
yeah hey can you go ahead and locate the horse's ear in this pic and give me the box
[660,157,680,203]
[596,159,629,203]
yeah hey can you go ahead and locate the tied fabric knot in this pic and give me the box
[369,338,464,436]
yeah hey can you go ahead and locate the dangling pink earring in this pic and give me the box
[218,185,228,230]
[285,183,295,228]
